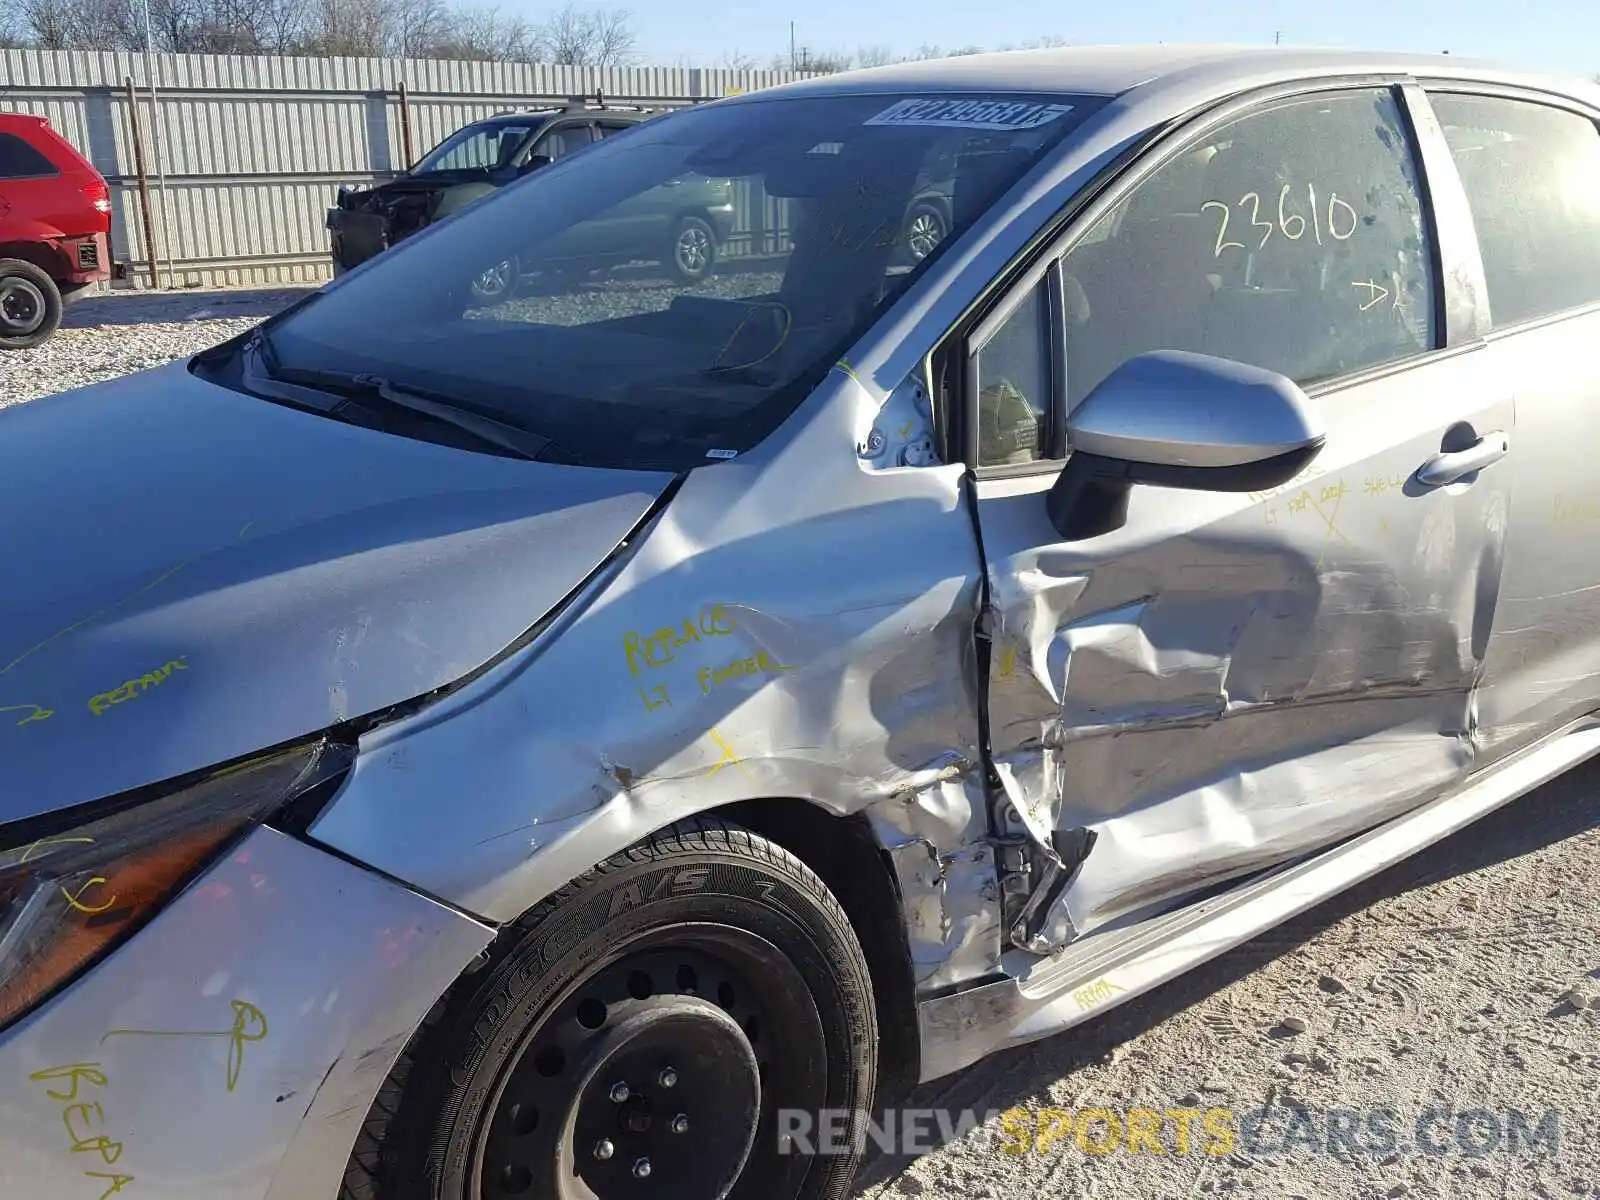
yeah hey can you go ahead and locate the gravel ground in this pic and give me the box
[855,767,1600,1200]
[3,284,1597,1200]
[0,286,314,407]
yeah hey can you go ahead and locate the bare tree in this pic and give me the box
[403,0,456,55]
[298,0,394,55]
[0,0,641,61]
[432,3,533,60]
[854,43,893,68]
[536,3,634,67]
[13,0,78,48]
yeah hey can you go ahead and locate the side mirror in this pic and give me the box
[1046,349,1325,540]
[519,154,553,176]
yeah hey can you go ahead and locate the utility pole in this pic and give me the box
[1274,30,1282,45]
[790,21,797,70]
[141,0,174,289]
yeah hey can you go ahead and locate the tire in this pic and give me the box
[901,203,947,263]
[0,258,63,350]
[668,215,717,283]
[342,818,878,1200]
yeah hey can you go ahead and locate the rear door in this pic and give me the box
[963,81,1515,947]
[1420,88,1600,759]
[575,120,677,259]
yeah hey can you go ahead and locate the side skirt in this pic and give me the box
[916,719,1600,1082]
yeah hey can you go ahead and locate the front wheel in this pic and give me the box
[667,215,717,283]
[343,819,878,1200]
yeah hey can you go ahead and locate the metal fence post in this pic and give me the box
[122,76,162,289]
[398,79,414,170]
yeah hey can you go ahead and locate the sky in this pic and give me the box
[620,0,1600,78]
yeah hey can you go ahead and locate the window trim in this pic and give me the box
[1413,80,1600,338]
[948,73,1450,479]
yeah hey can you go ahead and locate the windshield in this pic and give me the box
[267,92,1105,469]
[414,121,540,174]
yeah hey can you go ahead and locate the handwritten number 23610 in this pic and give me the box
[1202,185,1358,258]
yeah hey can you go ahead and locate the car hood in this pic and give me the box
[0,364,673,826]
[353,171,498,200]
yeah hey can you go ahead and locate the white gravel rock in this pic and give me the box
[0,286,310,409]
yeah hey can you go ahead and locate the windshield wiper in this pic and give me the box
[247,332,554,461]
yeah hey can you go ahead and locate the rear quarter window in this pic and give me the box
[0,131,60,179]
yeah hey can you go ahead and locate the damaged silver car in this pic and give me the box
[5,43,1600,1200]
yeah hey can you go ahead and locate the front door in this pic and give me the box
[965,83,1515,948]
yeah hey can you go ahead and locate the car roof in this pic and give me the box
[734,44,1594,104]
[476,107,648,127]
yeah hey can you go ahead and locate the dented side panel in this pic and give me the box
[976,348,1514,942]
[311,369,1006,993]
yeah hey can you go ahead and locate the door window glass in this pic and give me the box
[974,281,1050,466]
[1429,94,1600,328]
[1058,88,1438,406]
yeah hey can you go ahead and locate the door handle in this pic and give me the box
[1416,430,1510,486]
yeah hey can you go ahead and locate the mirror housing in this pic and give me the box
[1046,350,1325,540]
[519,153,553,176]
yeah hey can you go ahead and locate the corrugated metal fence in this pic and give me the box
[0,49,808,288]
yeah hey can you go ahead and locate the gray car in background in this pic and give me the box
[4,44,1600,1200]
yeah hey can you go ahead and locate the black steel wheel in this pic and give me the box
[343,819,877,1200]
[0,258,63,350]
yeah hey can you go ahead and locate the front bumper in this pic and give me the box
[0,825,493,1200]
[326,208,390,272]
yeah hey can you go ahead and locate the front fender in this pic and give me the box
[310,368,1004,995]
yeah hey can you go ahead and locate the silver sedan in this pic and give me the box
[3,43,1599,1200]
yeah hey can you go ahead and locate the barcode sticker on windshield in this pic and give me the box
[706,448,739,459]
[864,98,1074,132]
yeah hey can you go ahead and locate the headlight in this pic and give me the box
[0,740,348,1030]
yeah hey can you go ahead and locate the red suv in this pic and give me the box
[0,113,112,349]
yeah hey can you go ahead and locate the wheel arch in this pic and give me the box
[716,797,921,1101]
[0,239,70,280]
[906,191,952,227]
[390,796,921,1109]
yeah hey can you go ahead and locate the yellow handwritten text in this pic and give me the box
[3,836,121,917]
[1072,977,1126,1012]
[639,683,672,712]
[705,727,744,779]
[101,998,268,1094]
[1363,473,1408,495]
[1553,494,1600,528]
[696,649,791,694]
[1,702,54,727]
[622,606,737,676]
[87,658,188,717]
[28,1063,134,1198]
